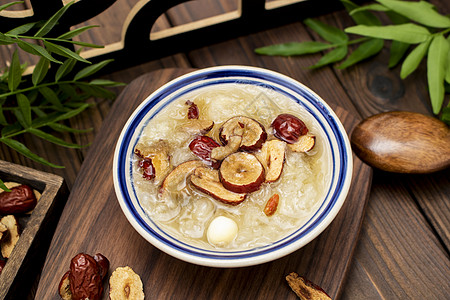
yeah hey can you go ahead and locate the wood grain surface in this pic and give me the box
[34,68,371,299]
[0,0,448,299]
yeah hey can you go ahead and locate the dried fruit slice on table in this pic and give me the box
[286,272,331,300]
[109,266,144,300]
[58,271,72,300]
[0,215,20,258]
[219,152,265,193]
[219,116,267,151]
[0,222,7,242]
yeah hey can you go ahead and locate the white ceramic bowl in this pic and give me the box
[113,66,353,268]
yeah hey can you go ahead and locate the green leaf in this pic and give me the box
[57,25,99,39]
[13,109,27,129]
[345,24,430,44]
[43,41,90,64]
[441,107,450,125]
[385,11,410,25]
[48,122,93,133]
[0,180,11,192]
[0,1,22,11]
[55,58,76,82]
[17,39,61,63]
[74,59,114,80]
[31,112,62,127]
[34,1,75,37]
[76,83,115,99]
[1,123,21,137]
[31,106,46,118]
[304,18,348,44]
[445,36,450,84]
[388,41,409,68]
[377,0,450,28]
[7,22,37,35]
[8,50,21,92]
[0,33,15,45]
[254,42,332,56]
[0,137,64,168]
[341,0,382,26]
[27,89,39,104]
[339,38,384,69]
[350,3,389,15]
[63,40,103,48]
[427,34,448,115]
[16,93,31,126]
[53,103,90,122]
[89,79,126,87]
[32,56,50,86]
[39,86,64,110]
[27,128,84,148]
[0,106,8,126]
[400,38,431,79]
[58,83,77,98]
[310,45,348,69]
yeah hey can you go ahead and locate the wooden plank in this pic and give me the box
[343,172,450,299]
[407,171,450,250]
[34,68,372,299]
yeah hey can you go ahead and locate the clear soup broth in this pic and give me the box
[132,83,331,250]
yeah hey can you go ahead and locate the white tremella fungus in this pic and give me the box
[207,216,238,246]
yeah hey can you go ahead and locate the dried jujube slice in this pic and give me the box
[109,266,144,300]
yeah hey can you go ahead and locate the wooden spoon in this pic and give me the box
[351,111,450,173]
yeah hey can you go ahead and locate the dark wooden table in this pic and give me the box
[0,0,449,299]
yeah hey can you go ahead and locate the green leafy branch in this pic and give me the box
[255,0,450,124]
[0,1,124,174]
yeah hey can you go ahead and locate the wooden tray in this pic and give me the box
[0,160,68,300]
[35,68,372,299]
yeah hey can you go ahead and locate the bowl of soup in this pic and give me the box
[113,66,353,267]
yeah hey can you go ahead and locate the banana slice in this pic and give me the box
[109,266,144,300]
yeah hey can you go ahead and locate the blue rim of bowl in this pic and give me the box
[113,66,353,267]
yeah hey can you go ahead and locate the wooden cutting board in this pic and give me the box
[35,68,372,300]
